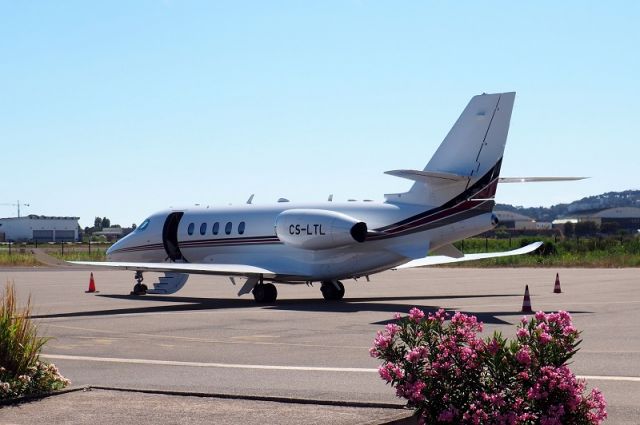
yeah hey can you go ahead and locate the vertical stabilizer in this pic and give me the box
[385,92,515,206]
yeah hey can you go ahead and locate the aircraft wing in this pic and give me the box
[69,261,277,278]
[498,177,587,183]
[394,241,543,269]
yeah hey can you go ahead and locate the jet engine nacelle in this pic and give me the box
[275,209,368,250]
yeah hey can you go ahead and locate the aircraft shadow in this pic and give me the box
[30,293,590,325]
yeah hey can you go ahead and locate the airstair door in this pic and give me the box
[162,212,185,261]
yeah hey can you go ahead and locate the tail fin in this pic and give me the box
[385,92,515,206]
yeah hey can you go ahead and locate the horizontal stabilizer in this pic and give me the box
[69,261,277,278]
[393,242,542,269]
[499,177,587,183]
[385,169,467,184]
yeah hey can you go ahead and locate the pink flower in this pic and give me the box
[385,323,401,337]
[378,365,393,382]
[487,338,500,355]
[431,308,448,322]
[516,346,532,366]
[437,407,457,422]
[373,331,392,350]
[408,307,425,322]
[538,331,552,344]
[378,362,404,382]
[405,347,428,363]
[373,308,606,425]
[397,380,426,402]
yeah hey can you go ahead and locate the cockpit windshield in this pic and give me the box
[136,219,150,232]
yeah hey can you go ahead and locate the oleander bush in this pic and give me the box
[371,308,607,424]
[0,282,70,400]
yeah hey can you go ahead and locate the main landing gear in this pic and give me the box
[252,277,277,303]
[131,271,148,296]
[320,280,345,301]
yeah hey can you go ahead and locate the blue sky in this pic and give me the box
[1,1,638,227]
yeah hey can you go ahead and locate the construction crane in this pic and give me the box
[0,200,30,218]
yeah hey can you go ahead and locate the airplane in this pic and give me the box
[73,92,581,303]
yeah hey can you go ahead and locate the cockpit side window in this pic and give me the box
[137,219,150,232]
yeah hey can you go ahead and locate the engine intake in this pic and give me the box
[275,209,368,250]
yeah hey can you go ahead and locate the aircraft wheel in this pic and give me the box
[264,283,277,303]
[253,283,277,303]
[321,281,345,301]
[131,283,147,296]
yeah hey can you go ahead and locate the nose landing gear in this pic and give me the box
[131,271,148,295]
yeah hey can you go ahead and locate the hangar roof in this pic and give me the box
[592,207,640,218]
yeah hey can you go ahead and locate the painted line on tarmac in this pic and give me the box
[452,300,640,310]
[40,354,640,382]
[45,324,369,350]
[42,354,378,373]
[580,375,640,383]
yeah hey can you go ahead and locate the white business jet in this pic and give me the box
[74,92,579,302]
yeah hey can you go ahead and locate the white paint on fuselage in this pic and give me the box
[108,201,494,282]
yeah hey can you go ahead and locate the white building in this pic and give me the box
[493,210,552,230]
[574,207,640,232]
[0,215,80,242]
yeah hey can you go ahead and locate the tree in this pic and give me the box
[94,217,103,230]
[102,217,111,229]
[563,221,575,238]
[574,221,599,237]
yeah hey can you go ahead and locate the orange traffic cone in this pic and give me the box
[553,273,562,293]
[86,272,98,293]
[521,285,532,313]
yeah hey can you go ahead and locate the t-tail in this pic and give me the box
[385,92,516,207]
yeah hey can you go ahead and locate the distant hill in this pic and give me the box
[496,190,640,222]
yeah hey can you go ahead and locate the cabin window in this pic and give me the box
[212,222,219,235]
[225,222,232,235]
[187,223,195,235]
[200,223,207,235]
[238,221,246,235]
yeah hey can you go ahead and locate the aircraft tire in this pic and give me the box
[131,283,147,296]
[253,284,266,303]
[264,283,277,303]
[253,283,277,303]
[321,281,345,301]
[336,281,345,300]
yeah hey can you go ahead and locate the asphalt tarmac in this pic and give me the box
[1,267,638,424]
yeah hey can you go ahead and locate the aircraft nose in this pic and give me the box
[106,239,121,260]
